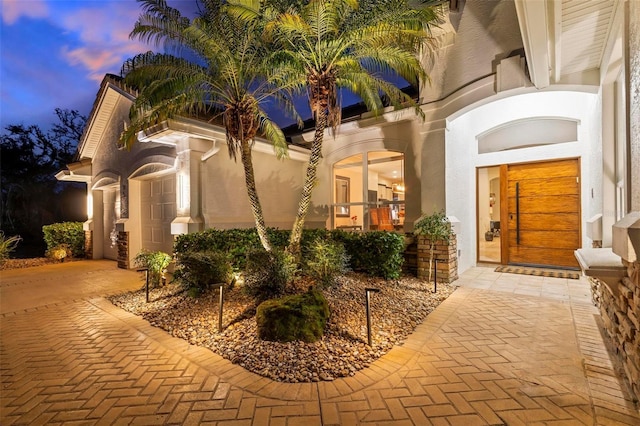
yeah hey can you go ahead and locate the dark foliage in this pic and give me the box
[0,109,87,257]
[174,228,404,280]
[173,249,233,295]
[42,222,85,258]
[243,248,297,302]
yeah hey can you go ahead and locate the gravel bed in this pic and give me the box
[1,257,66,270]
[108,273,456,383]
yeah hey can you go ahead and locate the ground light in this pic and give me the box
[364,287,380,346]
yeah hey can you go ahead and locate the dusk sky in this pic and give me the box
[1,0,398,135]
[0,0,200,131]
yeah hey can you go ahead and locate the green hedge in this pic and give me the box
[174,228,404,279]
[42,222,85,258]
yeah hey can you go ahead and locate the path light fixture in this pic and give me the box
[210,282,225,332]
[433,259,437,293]
[365,287,380,346]
[137,268,150,302]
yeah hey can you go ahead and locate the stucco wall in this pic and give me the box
[201,144,307,230]
[421,0,523,103]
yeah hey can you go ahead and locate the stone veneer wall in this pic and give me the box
[589,262,640,401]
[416,235,458,283]
[117,231,129,269]
[84,231,93,259]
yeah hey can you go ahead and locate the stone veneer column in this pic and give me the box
[84,230,93,259]
[416,235,458,283]
[117,231,129,269]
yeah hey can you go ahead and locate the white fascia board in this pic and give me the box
[515,0,551,89]
[137,117,310,162]
[137,117,227,145]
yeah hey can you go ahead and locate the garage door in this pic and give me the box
[141,176,176,255]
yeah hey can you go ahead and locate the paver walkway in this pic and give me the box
[1,260,639,425]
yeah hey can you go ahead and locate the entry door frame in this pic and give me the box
[499,164,509,265]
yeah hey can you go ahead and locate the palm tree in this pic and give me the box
[120,0,301,252]
[229,0,441,257]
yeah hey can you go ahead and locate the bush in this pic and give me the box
[0,232,22,265]
[303,239,350,287]
[333,230,405,279]
[133,250,172,287]
[42,222,84,258]
[244,248,297,302]
[256,288,330,343]
[174,249,233,296]
[175,228,262,271]
[175,228,404,280]
[174,228,329,272]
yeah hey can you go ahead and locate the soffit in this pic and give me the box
[516,0,619,88]
[556,0,617,79]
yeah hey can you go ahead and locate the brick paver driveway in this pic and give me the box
[1,260,639,425]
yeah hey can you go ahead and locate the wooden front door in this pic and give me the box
[501,159,581,269]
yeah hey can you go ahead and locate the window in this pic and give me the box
[335,176,350,217]
[333,151,404,231]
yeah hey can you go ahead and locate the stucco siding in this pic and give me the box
[422,0,523,103]
[201,144,305,230]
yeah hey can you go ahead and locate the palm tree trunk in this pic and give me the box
[241,140,272,252]
[287,110,328,258]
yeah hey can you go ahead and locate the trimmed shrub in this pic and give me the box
[133,250,172,287]
[174,249,233,296]
[174,228,328,272]
[244,248,297,302]
[303,239,350,287]
[175,228,261,271]
[42,222,85,258]
[174,228,404,280]
[0,232,21,265]
[256,288,330,343]
[335,231,405,280]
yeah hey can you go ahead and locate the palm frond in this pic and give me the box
[130,0,190,49]
[257,110,288,160]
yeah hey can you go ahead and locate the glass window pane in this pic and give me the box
[367,152,404,232]
[332,151,405,232]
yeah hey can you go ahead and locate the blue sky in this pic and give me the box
[1,0,400,134]
[0,0,200,131]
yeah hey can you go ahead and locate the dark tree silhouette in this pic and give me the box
[0,108,87,257]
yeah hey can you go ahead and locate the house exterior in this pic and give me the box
[58,0,637,275]
[57,0,640,399]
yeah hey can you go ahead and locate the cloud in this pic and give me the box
[1,0,49,25]
[57,2,151,82]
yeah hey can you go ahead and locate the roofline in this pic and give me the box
[76,74,137,159]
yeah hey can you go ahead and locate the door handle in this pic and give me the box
[515,182,520,245]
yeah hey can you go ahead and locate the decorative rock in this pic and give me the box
[108,273,455,383]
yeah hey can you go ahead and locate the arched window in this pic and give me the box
[333,151,404,231]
